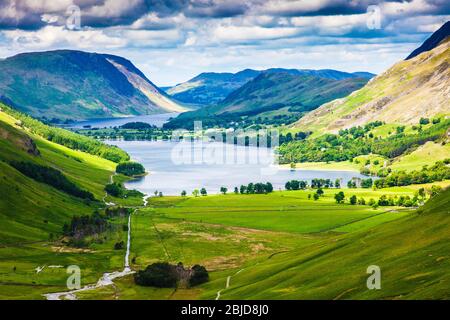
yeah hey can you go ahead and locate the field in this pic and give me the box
[71,184,449,300]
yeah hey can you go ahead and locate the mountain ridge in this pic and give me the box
[0,50,186,121]
[166,68,374,107]
[294,35,450,133]
[406,20,450,60]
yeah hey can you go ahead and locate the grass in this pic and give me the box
[389,141,450,172]
[75,186,437,300]
[0,109,131,299]
[201,188,450,300]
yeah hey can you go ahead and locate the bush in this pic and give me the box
[116,162,145,176]
[114,241,125,250]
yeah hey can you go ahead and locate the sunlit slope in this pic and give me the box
[0,110,115,244]
[294,37,450,133]
[0,50,185,120]
[204,188,450,299]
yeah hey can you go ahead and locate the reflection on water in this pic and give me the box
[110,140,366,196]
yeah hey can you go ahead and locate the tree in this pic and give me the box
[105,183,123,197]
[334,191,345,204]
[192,189,200,197]
[220,187,228,195]
[316,188,324,197]
[313,193,320,201]
[265,182,274,193]
[234,187,239,194]
[189,265,209,287]
[349,195,357,205]
[361,178,373,188]
[200,188,207,196]
[240,185,247,194]
[181,190,187,197]
[334,179,341,188]
[430,185,442,197]
[419,117,430,125]
[158,192,163,197]
[285,181,292,190]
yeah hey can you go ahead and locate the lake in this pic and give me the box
[63,113,179,129]
[110,140,366,196]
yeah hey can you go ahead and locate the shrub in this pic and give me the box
[114,241,125,250]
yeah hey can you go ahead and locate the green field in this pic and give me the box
[73,184,450,300]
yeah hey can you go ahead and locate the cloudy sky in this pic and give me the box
[0,1,449,86]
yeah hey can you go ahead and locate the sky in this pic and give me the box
[0,1,449,86]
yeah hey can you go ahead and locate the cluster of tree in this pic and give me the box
[3,105,129,163]
[104,182,144,199]
[120,122,157,130]
[285,180,308,190]
[333,186,442,208]
[374,160,450,188]
[285,179,342,190]
[238,182,274,194]
[116,161,145,176]
[346,178,373,188]
[10,161,94,200]
[62,211,109,246]
[278,119,449,164]
[105,206,132,218]
[134,262,209,288]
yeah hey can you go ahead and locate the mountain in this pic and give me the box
[164,69,373,129]
[294,34,450,133]
[217,70,372,115]
[165,68,374,108]
[406,20,450,60]
[0,50,186,121]
[165,69,261,107]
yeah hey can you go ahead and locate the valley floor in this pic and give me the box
[12,183,447,300]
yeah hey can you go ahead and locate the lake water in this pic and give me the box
[63,113,179,129]
[110,140,366,196]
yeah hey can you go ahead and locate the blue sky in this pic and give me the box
[0,0,449,86]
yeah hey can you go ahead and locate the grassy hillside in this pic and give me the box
[0,50,185,121]
[0,109,131,299]
[199,187,450,299]
[294,37,450,134]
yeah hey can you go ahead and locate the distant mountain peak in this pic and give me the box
[406,21,450,60]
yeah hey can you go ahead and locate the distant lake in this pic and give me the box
[63,113,179,129]
[110,140,366,196]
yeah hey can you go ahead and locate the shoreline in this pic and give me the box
[277,162,360,172]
